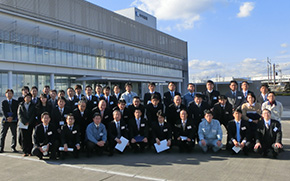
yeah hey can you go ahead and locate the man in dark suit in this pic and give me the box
[128,96,145,120]
[48,90,58,110]
[17,86,30,105]
[92,100,112,129]
[17,93,35,156]
[113,85,122,101]
[165,95,187,141]
[151,112,172,149]
[202,80,220,109]
[113,100,130,126]
[51,97,70,133]
[32,112,58,160]
[73,100,91,150]
[146,94,163,126]
[254,109,283,158]
[42,85,51,99]
[0,89,18,153]
[163,82,181,108]
[213,95,233,130]
[241,81,255,103]
[256,84,269,104]
[102,86,118,110]
[66,87,78,113]
[175,110,195,153]
[83,85,99,113]
[30,86,40,105]
[226,109,251,155]
[74,84,84,101]
[60,114,81,159]
[225,80,244,110]
[128,109,148,153]
[143,82,162,105]
[108,110,128,156]
[187,94,209,139]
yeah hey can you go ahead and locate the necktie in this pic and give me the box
[182,122,185,130]
[236,122,240,142]
[137,119,140,130]
[69,126,72,131]
[8,100,12,112]
[117,122,121,138]
[160,124,163,131]
[265,122,269,129]
[191,93,194,98]
[44,126,48,133]
[233,92,236,98]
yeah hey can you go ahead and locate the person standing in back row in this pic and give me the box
[163,82,181,108]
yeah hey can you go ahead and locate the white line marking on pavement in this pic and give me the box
[0,153,166,181]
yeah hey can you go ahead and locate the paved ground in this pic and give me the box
[0,118,290,181]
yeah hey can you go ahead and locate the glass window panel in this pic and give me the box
[5,43,13,60]
[43,48,50,64]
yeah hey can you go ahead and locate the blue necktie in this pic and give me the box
[236,122,240,142]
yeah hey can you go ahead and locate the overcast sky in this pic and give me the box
[87,0,290,82]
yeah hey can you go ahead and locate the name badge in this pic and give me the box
[74,102,78,106]
[202,128,206,132]
[124,116,128,118]
[212,129,217,133]
[225,112,229,114]
[105,115,109,119]
[273,127,278,132]
[237,96,242,99]
[35,116,38,119]
[72,130,77,134]
[241,126,246,130]
[64,114,68,118]
[147,100,151,104]
[121,126,125,130]
[187,126,192,129]
[163,128,168,132]
[47,131,52,135]
[141,123,145,127]
[100,133,103,136]
[94,101,97,104]
[110,101,114,105]
[213,97,217,100]
[59,121,65,125]
[177,109,180,113]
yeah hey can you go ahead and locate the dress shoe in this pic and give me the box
[12,148,18,153]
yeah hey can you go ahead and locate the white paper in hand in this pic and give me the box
[19,122,28,129]
[59,147,74,152]
[154,140,170,153]
[115,136,129,152]
[232,146,241,153]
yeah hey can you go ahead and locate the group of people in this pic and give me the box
[0,80,283,160]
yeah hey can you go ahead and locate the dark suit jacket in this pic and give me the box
[2,99,18,121]
[227,119,250,144]
[108,120,128,142]
[143,92,162,105]
[35,102,52,126]
[174,119,195,140]
[51,106,70,129]
[187,101,209,128]
[165,103,187,127]
[112,107,130,125]
[60,124,81,147]
[66,96,79,113]
[73,108,92,136]
[128,118,149,139]
[17,96,24,105]
[256,119,282,145]
[33,123,57,147]
[146,102,163,126]
[225,91,244,110]
[202,90,220,108]
[82,95,99,112]
[112,93,121,101]
[256,93,268,104]
[92,107,112,128]
[127,104,145,120]
[163,91,181,108]
[241,90,255,103]
[102,95,118,110]
[213,102,233,126]
[151,122,172,141]
[17,102,35,125]
[47,99,58,110]
[31,97,40,105]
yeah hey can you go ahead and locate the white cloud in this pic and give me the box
[237,2,254,18]
[281,43,288,48]
[188,58,267,82]
[280,50,287,54]
[131,0,215,30]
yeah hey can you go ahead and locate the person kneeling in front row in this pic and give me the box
[254,109,283,158]
[198,110,223,153]
[86,113,107,157]
[32,112,59,160]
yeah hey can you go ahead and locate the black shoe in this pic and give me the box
[12,148,18,153]
[0,150,3,153]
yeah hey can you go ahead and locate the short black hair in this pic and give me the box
[22,86,30,92]
[206,80,214,85]
[204,109,213,115]
[148,82,156,86]
[218,95,227,100]
[57,96,66,102]
[31,86,38,91]
[24,93,32,98]
[151,94,160,101]
[229,80,238,86]
[187,83,195,87]
[233,108,242,114]
[246,92,256,102]
[118,99,126,104]
[75,84,82,90]
[5,89,14,94]
[125,82,133,87]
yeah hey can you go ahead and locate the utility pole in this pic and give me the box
[267,57,271,84]
[273,63,276,89]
